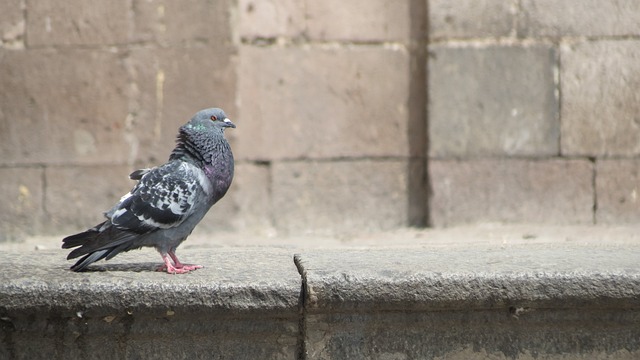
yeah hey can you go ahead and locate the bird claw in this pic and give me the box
[157,252,203,274]
[179,264,204,271]
[156,263,203,274]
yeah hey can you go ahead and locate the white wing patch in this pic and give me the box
[118,192,133,203]
[111,207,128,219]
[108,161,211,232]
[186,162,212,196]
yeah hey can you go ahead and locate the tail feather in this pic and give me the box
[62,228,101,251]
[70,249,110,272]
[69,244,134,272]
[105,242,139,261]
[62,221,142,271]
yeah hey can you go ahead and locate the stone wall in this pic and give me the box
[428,0,640,227]
[1,1,639,241]
[0,0,239,240]
[236,0,428,236]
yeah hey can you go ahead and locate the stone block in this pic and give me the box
[306,0,424,42]
[429,0,515,39]
[237,0,306,39]
[0,49,131,165]
[1,248,301,359]
[0,167,44,242]
[127,46,237,165]
[0,49,48,165]
[133,0,233,45]
[44,165,135,236]
[296,246,640,312]
[519,0,640,37]
[163,0,232,45]
[237,46,414,160]
[561,40,640,157]
[194,162,273,235]
[27,0,130,46]
[296,247,640,359]
[429,159,593,226]
[428,44,559,158]
[0,0,24,49]
[271,159,420,235]
[596,160,640,224]
[131,0,160,42]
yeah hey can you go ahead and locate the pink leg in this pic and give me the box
[155,252,203,273]
[168,250,203,271]
[156,255,196,274]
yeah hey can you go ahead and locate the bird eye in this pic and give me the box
[210,115,217,121]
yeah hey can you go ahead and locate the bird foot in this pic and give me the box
[156,263,203,274]
[157,253,203,274]
[179,264,204,271]
[156,262,203,274]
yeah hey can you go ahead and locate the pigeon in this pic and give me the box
[62,108,235,274]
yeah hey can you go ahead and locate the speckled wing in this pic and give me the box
[107,161,210,233]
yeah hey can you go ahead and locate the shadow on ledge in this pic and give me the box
[75,262,163,273]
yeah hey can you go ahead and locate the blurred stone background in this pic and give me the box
[1,0,639,242]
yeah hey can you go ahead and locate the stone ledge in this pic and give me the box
[294,244,640,359]
[2,236,640,359]
[1,248,301,314]
[294,245,640,312]
[1,248,302,359]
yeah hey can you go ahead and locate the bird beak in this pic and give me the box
[223,118,236,128]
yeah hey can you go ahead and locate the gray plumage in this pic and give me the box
[62,108,235,273]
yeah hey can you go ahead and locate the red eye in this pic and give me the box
[210,115,217,121]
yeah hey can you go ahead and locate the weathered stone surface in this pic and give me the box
[163,0,232,45]
[271,159,420,235]
[238,0,425,42]
[596,160,640,224]
[227,162,273,232]
[0,49,130,165]
[296,246,640,311]
[5,0,640,243]
[2,248,300,312]
[237,46,414,160]
[44,165,134,235]
[0,248,300,359]
[0,46,48,166]
[0,0,24,49]
[429,0,515,39]
[133,0,233,45]
[428,44,559,158]
[429,159,593,226]
[519,0,640,37]
[127,46,237,164]
[296,246,640,359]
[306,0,424,42]
[131,0,160,42]
[3,236,640,359]
[305,310,640,359]
[27,0,130,46]
[0,167,44,242]
[238,0,305,39]
[561,40,640,157]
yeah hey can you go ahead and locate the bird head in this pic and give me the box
[170,107,235,163]
[187,108,236,133]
